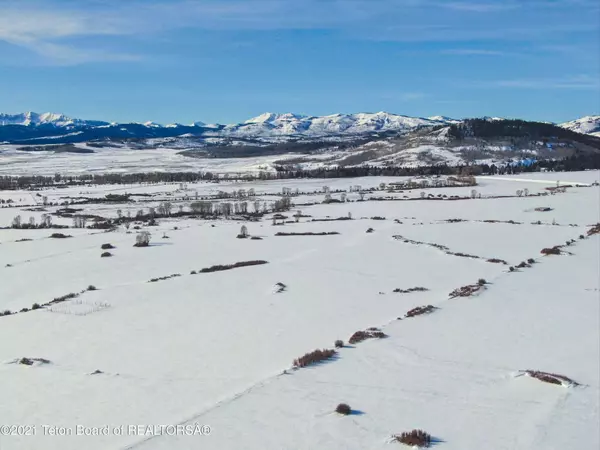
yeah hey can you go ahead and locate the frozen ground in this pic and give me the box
[0,145,302,176]
[0,171,598,450]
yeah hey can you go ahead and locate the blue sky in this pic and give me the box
[0,0,598,124]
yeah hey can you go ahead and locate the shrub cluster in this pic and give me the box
[587,223,600,236]
[335,403,352,415]
[19,357,51,366]
[293,349,337,368]
[311,217,352,222]
[101,252,113,258]
[393,287,429,294]
[394,430,432,447]
[523,370,578,387]
[101,243,115,249]
[334,340,344,348]
[195,260,269,274]
[405,305,437,318]
[50,233,72,239]
[486,258,508,265]
[449,282,484,298]
[446,251,479,259]
[149,274,181,283]
[541,246,562,255]
[275,232,340,236]
[348,328,388,345]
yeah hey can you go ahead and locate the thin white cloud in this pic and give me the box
[0,0,597,64]
[0,5,139,64]
[441,49,507,55]
[439,1,520,12]
[480,75,600,90]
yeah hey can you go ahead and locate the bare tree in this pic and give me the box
[41,214,52,228]
[135,231,151,247]
[11,215,21,229]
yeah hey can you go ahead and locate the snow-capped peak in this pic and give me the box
[0,111,108,128]
[559,115,600,136]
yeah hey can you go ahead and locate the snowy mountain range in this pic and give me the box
[0,112,108,128]
[558,115,600,137]
[0,111,598,145]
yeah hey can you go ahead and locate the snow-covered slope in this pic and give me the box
[222,111,447,137]
[0,112,108,128]
[559,116,600,137]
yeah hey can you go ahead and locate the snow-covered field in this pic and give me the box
[0,171,598,450]
[0,145,300,176]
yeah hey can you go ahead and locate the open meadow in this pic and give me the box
[0,170,599,450]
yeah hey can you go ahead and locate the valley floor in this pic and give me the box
[0,171,598,449]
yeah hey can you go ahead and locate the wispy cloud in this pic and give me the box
[441,48,507,56]
[0,3,139,64]
[0,0,598,64]
[479,75,600,90]
[439,1,520,12]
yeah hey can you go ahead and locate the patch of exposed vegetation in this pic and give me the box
[274,282,287,293]
[311,217,352,222]
[405,305,437,318]
[487,258,508,265]
[348,328,388,344]
[196,260,269,273]
[541,246,563,255]
[149,274,182,283]
[449,283,484,298]
[293,349,337,368]
[520,370,579,387]
[393,287,429,294]
[18,357,51,366]
[50,233,72,239]
[587,223,600,236]
[393,429,433,447]
[335,403,352,415]
[275,232,340,236]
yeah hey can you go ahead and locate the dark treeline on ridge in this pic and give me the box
[0,153,598,190]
